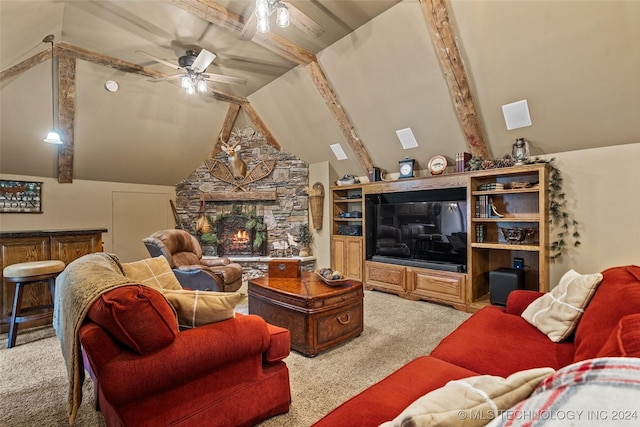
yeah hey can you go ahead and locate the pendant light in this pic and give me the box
[43,34,63,144]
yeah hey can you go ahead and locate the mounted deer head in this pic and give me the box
[220,139,247,180]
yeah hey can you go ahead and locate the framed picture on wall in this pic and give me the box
[0,180,43,213]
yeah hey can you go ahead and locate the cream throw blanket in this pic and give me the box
[52,252,135,425]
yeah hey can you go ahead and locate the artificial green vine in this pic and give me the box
[527,157,581,261]
[469,155,581,261]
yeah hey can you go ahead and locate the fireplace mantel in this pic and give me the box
[202,192,277,201]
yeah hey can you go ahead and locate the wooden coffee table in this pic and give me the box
[248,272,364,357]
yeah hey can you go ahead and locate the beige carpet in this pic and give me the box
[0,289,470,427]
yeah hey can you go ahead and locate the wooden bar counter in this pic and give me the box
[0,228,107,333]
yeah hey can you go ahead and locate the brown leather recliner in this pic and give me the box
[143,229,242,292]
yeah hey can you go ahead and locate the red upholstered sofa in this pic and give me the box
[79,285,291,427]
[313,265,640,426]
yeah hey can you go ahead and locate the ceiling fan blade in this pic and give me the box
[283,2,325,38]
[202,73,247,86]
[146,74,182,82]
[136,50,184,71]
[191,49,216,73]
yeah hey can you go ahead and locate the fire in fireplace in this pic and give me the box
[217,215,266,256]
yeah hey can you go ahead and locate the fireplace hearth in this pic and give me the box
[217,215,266,256]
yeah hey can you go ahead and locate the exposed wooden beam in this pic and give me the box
[57,52,76,183]
[240,102,281,151]
[305,61,374,174]
[419,0,490,159]
[169,0,316,65]
[57,42,165,79]
[57,42,247,104]
[0,47,60,83]
[211,103,241,158]
[208,90,246,105]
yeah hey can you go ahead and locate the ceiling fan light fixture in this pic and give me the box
[186,84,196,95]
[181,75,192,89]
[276,4,290,28]
[197,79,208,93]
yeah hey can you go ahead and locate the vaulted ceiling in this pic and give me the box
[1,0,639,186]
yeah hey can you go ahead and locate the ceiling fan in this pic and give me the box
[137,49,247,94]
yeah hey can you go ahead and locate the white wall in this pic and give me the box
[308,161,337,270]
[0,174,175,261]
[543,142,640,285]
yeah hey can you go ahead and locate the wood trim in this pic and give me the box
[240,102,281,151]
[58,53,76,183]
[305,61,374,174]
[419,0,490,159]
[212,103,241,158]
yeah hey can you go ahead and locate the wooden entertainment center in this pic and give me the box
[330,164,549,312]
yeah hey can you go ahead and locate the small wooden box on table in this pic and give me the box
[248,271,363,357]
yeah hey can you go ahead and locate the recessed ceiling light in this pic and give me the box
[330,143,348,160]
[502,99,532,130]
[105,80,119,92]
[396,127,419,149]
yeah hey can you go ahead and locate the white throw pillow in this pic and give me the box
[521,269,603,342]
[379,367,554,427]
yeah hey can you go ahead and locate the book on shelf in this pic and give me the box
[475,224,486,243]
[475,195,505,218]
[456,152,472,173]
[477,182,504,191]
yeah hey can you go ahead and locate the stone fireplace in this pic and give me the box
[175,127,315,279]
[217,215,266,257]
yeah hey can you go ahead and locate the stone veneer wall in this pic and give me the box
[175,127,310,266]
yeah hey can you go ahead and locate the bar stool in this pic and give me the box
[3,260,65,348]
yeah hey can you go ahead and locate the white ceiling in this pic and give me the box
[1,0,639,185]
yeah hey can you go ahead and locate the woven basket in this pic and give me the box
[310,195,324,230]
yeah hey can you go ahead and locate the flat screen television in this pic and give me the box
[365,187,468,273]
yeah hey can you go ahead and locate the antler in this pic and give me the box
[220,138,239,152]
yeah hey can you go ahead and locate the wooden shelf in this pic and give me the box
[331,185,365,281]
[472,216,540,223]
[335,198,363,203]
[472,188,539,196]
[471,242,540,251]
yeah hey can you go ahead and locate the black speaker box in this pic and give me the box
[489,267,525,306]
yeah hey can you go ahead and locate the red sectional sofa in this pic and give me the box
[313,265,640,426]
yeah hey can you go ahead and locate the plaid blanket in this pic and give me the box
[489,357,640,426]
